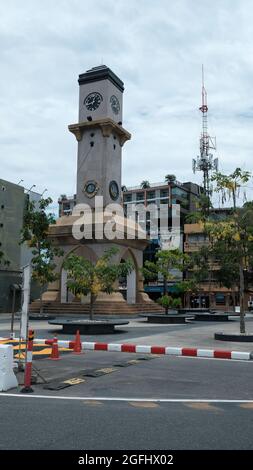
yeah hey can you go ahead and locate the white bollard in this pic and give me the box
[0,344,18,392]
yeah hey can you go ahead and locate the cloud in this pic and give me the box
[0,0,253,208]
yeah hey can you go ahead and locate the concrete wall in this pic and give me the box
[0,179,25,271]
[0,270,21,313]
[0,180,24,312]
[0,180,42,312]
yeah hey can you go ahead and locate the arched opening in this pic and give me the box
[60,245,97,304]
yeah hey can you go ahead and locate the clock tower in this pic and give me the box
[38,65,155,310]
[68,65,131,208]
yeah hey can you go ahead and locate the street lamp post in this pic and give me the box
[41,188,48,198]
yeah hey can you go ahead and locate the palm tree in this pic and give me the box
[141,180,150,189]
[165,174,176,184]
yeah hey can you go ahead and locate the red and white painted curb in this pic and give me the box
[1,337,251,361]
[30,338,253,361]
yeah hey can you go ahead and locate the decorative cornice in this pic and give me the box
[68,118,131,147]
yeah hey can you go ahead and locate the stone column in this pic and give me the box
[61,269,67,304]
[127,269,136,304]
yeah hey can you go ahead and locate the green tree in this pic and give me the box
[165,174,176,184]
[63,247,133,320]
[21,197,63,314]
[212,168,251,209]
[142,249,189,314]
[185,167,253,332]
[158,295,182,311]
[175,279,198,308]
[205,203,253,333]
[209,235,239,308]
[140,180,150,189]
[210,168,252,333]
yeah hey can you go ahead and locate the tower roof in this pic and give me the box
[78,65,124,92]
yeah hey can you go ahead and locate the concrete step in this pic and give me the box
[29,300,164,315]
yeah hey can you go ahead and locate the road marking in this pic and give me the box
[96,367,118,374]
[63,378,85,385]
[239,403,253,409]
[1,394,253,403]
[83,400,103,406]
[129,401,159,408]
[176,355,253,364]
[185,402,221,411]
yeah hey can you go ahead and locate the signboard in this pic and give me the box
[160,204,181,250]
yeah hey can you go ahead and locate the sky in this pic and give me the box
[1,0,253,213]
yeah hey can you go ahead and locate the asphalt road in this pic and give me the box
[1,316,253,451]
[1,354,253,450]
[0,395,253,450]
[27,352,253,400]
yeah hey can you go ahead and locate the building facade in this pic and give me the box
[122,180,203,299]
[183,208,250,311]
[58,194,76,217]
[0,179,41,312]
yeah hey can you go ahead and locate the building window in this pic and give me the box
[160,190,168,198]
[171,187,188,199]
[215,293,226,305]
[146,191,155,200]
[123,194,132,202]
[188,234,207,243]
[160,198,169,205]
[136,192,144,201]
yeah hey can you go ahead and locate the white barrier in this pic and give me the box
[0,344,18,392]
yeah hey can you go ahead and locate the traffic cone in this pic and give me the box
[73,330,82,354]
[50,336,60,360]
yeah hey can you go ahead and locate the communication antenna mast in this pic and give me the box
[192,66,219,196]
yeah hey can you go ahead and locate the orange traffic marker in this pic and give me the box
[73,330,82,354]
[50,336,60,360]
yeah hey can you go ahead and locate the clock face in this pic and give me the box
[84,92,103,111]
[110,95,120,115]
[109,180,119,200]
[83,180,99,198]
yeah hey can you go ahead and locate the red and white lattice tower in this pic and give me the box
[192,66,219,196]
